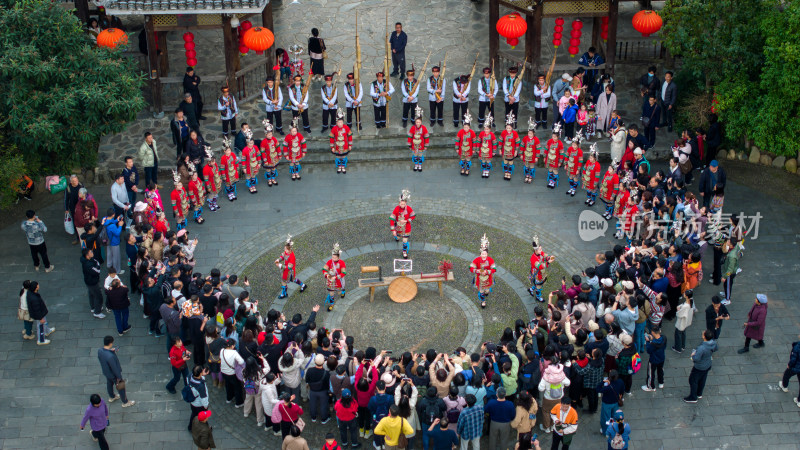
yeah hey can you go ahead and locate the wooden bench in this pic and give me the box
[358,272,455,303]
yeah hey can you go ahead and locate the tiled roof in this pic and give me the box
[97,0,268,15]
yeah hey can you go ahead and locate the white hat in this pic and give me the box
[601,278,613,288]
[561,73,573,81]
[633,148,643,155]
[621,280,634,291]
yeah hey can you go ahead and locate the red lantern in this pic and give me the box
[554,25,563,33]
[553,32,562,40]
[570,29,582,38]
[239,45,249,55]
[632,10,663,37]
[569,38,580,47]
[187,58,197,67]
[96,28,128,49]
[185,49,196,59]
[602,16,609,24]
[555,17,565,26]
[183,41,195,51]
[183,32,194,42]
[601,31,609,41]
[242,27,275,55]
[572,19,583,30]
[496,12,528,49]
[240,20,252,31]
[601,23,609,32]
[568,45,579,56]
[553,39,561,48]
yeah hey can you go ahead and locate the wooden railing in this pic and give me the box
[615,38,667,63]
[234,57,270,102]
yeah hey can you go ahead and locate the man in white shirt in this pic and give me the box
[343,73,363,131]
[477,67,499,129]
[426,66,446,127]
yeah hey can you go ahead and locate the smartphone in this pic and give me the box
[531,433,538,443]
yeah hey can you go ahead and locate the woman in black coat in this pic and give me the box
[307,28,326,81]
[106,279,131,336]
[26,281,54,345]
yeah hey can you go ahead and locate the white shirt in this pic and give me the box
[400,79,420,103]
[104,274,121,290]
[533,83,551,108]
[220,348,244,375]
[426,76,446,102]
[262,86,284,112]
[370,80,395,106]
[477,76,499,102]
[452,80,471,103]
[343,82,363,108]
[287,85,309,111]
[320,85,338,110]
[503,76,522,102]
[661,81,669,102]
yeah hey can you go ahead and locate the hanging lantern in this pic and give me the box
[555,17,565,26]
[553,32,562,40]
[553,38,561,48]
[568,46,579,57]
[601,31,609,41]
[184,32,196,67]
[571,19,583,30]
[239,44,250,56]
[183,41,195,51]
[570,29,582,39]
[240,20,252,31]
[496,12,528,49]
[183,32,194,42]
[602,16,609,24]
[632,10,663,37]
[242,27,275,55]
[185,49,197,59]
[554,25,563,33]
[569,38,580,47]
[187,58,198,67]
[96,28,128,49]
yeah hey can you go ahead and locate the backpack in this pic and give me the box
[97,222,110,246]
[422,398,442,425]
[181,384,197,403]
[446,405,461,424]
[609,423,626,449]
[520,361,541,392]
[546,381,564,399]
[630,353,642,374]
[244,377,260,395]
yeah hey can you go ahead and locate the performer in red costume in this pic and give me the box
[390,190,415,258]
[545,124,565,189]
[564,135,584,196]
[260,119,282,187]
[599,160,620,220]
[275,235,307,299]
[499,112,520,181]
[477,114,496,178]
[241,131,262,194]
[520,117,541,184]
[170,169,190,231]
[202,146,223,212]
[528,235,555,302]
[219,139,239,201]
[329,108,353,174]
[581,144,602,206]
[408,106,429,172]
[454,112,476,176]
[469,234,496,309]
[283,119,307,181]
[185,165,206,224]
[322,243,347,311]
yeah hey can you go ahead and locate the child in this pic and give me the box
[564,140,584,196]
[607,110,620,138]
[562,98,579,143]
[709,186,724,213]
[641,326,666,391]
[586,104,598,139]
[322,431,342,450]
[575,103,589,138]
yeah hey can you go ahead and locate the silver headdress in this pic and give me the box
[222,136,232,151]
[531,234,541,251]
[187,161,197,174]
[285,234,294,247]
[483,113,494,129]
[505,112,515,126]
[610,158,620,171]
[480,233,490,252]
[244,127,254,142]
[527,117,536,131]
[291,117,300,130]
[463,111,472,125]
[331,242,341,256]
[589,143,598,160]
[204,144,214,160]
[171,169,181,185]
[414,105,424,120]
[399,189,411,202]
[262,118,274,133]
[552,122,562,135]
[337,107,345,120]
[574,129,584,146]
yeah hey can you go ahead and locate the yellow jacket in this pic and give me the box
[374,415,414,446]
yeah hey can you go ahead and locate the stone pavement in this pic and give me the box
[1,154,799,449]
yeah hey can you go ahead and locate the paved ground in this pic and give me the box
[1,153,799,449]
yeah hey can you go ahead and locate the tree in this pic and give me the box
[0,0,146,173]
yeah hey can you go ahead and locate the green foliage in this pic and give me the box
[0,134,29,210]
[663,0,799,156]
[0,0,146,173]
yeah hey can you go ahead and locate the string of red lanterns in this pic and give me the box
[238,20,252,56]
[183,32,197,67]
[552,17,564,48]
[568,19,582,57]
[601,16,609,42]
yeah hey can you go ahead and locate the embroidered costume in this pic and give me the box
[469,234,496,309]
[186,165,206,224]
[390,190,415,258]
[201,146,223,212]
[455,111,476,176]
[477,114,497,178]
[275,235,307,299]
[370,72,395,128]
[581,144,602,206]
[521,117,541,184]
[564,140,584,196]
[283,120,308,180]
[500,112,520,181]
[599,160,621,220]
[241,129,262,193]
[329,108,353,174]
[219,140,240,201]
[323,243,347,311]
[170,170,190,231]
[408,106,429,172]
[260,120,282,186]
[545,125,565,188]
[528,235,554,301]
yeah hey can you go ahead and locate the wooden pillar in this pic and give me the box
[75,0,89,25]
[262,2,276,71]
[592,17,602,50]
[222,15,237,92]
[157,31,169,77]
[527,2,543,76]
[145,16,163,114]
[606,0,619,76]
[489,0,499,70]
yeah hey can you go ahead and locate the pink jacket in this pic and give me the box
[354,365,379,408]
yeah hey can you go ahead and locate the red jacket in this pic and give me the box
[169,345,188,370]
[520,135,540,164]
[354,365,378,408]
[334,399,359,421]
[278,402,303,423]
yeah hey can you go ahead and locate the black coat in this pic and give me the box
[183,74,202,97]
[185,137,207,166]
[106,285,131,310]
[27,292,48,320]
[179,101,200,130]
[81,256,101,286]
